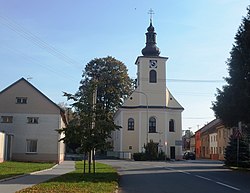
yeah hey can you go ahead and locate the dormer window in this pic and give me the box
[16,97,27,104]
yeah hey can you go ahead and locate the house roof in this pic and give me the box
[0,77,65,113]
[197,118,222,135]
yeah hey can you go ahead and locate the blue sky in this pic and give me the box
[0,0,249,132]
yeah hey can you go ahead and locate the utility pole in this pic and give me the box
[236,121,242,167]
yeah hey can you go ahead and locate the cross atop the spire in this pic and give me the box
[148,8,154,23]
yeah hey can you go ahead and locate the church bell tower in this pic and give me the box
[135,16,168,107]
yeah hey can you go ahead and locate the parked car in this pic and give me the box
[183,151,195,160]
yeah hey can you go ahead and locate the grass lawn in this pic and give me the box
[17,161,119,193]
[0,161,55,180]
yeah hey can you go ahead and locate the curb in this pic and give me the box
[0,164,58,183]
[30,164,58,175]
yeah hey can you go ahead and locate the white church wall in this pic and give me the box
[121,111,140,153]
[165,110,183,159]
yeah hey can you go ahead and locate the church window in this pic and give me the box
[149,117,156,133]
[169,119,175,132]
[149,70,157,83]
[128,118,134,130]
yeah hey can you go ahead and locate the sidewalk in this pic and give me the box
[0,161,75,193]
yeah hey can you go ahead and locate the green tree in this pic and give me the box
[58,56,133,174]
[212,7,250,128]
[224,134,250,168]
[145,140,159,161]
[83,56,133,114]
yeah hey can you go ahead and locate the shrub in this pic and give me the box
[133,153,147,161]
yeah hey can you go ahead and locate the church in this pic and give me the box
[112,17,184,160]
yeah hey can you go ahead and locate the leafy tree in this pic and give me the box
[212,7,250,128]
[58,56,133,174]
[83,56,133,114]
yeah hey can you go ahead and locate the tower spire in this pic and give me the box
[141,9,160,56]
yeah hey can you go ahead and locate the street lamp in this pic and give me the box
[165,141,168,161]
[133,90,149,144]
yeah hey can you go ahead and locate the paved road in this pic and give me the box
[0,161,75,193]
[100,159,250,193]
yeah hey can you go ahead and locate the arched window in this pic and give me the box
[169,119,175,132]
[149,70,157,83]
[149,117,156,133]
[128,118,134,130]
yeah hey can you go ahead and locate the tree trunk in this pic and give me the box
[92,149,95,174]
[88,151,91,173]
[83,152,87,174]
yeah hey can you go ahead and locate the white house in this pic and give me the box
[0,78,66,163]
[112,19,184,159]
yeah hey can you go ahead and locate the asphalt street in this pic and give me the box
[100,159,250,193]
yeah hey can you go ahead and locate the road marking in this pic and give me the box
[165,167,190,174]
[195,175,212,181]
[178,170,191,175]
[216,182,240,191]
[165,167,241,192]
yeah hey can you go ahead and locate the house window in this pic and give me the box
[128,118,134,130]
[149,70,157,83]
[149,117,156,133]
[1,116,13,123]
[16,97,27,104]
[27,117,39,124]
[26,139,37,153]
[169,119,175,132]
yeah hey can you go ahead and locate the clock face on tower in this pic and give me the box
[149,60,157,68]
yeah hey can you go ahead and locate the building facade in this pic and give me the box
[195,118,233,160]
[195,130,202,159]
[190,135,196,153]
[216,124,233,160]
[0,78,66,163]
[112,19,184,159]
[209,132,218,160]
